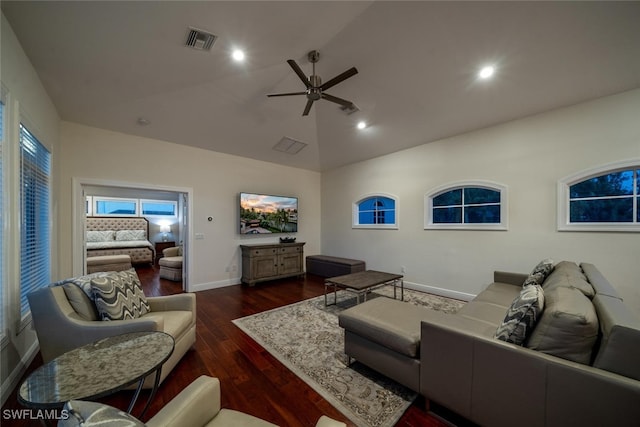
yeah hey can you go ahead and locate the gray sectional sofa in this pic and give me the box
[338,261,640,426]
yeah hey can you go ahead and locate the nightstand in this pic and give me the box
[155,241,176,264]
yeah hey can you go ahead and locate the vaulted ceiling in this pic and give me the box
[3,1,640,171]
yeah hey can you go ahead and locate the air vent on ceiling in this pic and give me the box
[273,137,308,155]
[339,103,360,115]
[185,27,217,51]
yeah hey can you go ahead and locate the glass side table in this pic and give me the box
[18,331,174,418]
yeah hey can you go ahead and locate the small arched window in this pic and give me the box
[353,194,398,229]
[558,159,640,232]
[425,181,508,230]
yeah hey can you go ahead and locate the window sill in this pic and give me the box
[424,223,508,231]
[558,223,640,232]
[352,224,399,230]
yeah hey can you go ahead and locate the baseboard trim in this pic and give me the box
[191,277,240,292]
[403,281,476,302]
[1,340,39,407]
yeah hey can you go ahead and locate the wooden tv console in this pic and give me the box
[240,242,305,286]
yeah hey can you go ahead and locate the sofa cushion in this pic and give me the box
[523,258,555,287]
[90,269,151,321]
[472,283,522,309]
[526,286,599,364]
[542,262,595,299]
[159,256,183,268]
[495,284,544,345]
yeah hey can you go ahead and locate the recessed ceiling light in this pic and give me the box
[479,65,495,79]
[357,121,367,130]
[232,49,245,62]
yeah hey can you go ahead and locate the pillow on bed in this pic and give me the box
[86,230,115,242]
[115,229,146,241]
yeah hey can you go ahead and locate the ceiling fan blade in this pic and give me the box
[321,93,354,109]
[319,67,358,91]
[287,60,311,88]
[302,99,314,116]
[267,91,307,97]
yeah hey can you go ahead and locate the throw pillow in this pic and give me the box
[90,269,151,321]
[495,284,544,345]
[86,230,115,242]
[523,258,555,287]
[62,283,99,321]
[60,400,144,427]
[115,229,146,241]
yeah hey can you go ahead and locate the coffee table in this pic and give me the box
[325,270,404,306]
[18,331,174,418]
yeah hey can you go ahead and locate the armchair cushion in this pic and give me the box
[90,269,151,321]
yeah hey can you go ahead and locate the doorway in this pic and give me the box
[72,178,193,292]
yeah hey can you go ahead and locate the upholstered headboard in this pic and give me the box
[86,217,149,237]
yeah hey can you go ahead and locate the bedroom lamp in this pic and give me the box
[160,224,171,242]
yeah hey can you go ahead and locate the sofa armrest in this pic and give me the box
[493,271,527,286]
[147,293,195,313]
[163,247,181,257]
[146,376,221,427]
[420,318,640,427]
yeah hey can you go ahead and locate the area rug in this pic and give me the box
[232,287,466,427]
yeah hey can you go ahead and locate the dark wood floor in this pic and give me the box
[2,265,470,427]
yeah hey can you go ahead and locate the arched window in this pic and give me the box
[353,194,398,229]
[558,160,640,232]
[425,181,508,230]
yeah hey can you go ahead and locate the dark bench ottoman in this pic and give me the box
[306,255,365,278]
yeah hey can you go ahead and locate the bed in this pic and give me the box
[86,217,155,264]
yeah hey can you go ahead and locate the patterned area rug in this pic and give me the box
[233,287,466,427]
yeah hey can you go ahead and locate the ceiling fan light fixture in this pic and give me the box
[479,65,495,79]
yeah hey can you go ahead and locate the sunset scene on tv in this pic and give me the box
[240,193,298,234]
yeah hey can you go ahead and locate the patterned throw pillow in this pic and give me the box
[90,269,151,321]
[115,229,146,241]
[86,230,115,242]
[523,258,555,287]
[495,284,545,345]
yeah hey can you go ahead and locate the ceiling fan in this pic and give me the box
[268,50,358,116]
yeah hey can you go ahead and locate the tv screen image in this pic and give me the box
[240,192,298,234]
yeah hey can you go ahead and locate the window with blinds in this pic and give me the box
[19,123,51,318]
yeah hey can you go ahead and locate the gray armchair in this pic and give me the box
[28,280,196,388]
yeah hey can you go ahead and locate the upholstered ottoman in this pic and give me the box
[86,255,132,274]
[338,297,435,392]
[306,255,365,278]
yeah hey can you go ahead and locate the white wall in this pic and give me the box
[321,89,640,311]
[1,12,60,404]
[57,122,321,290]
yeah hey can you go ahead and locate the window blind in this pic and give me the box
[19,123,51,317]
[0,101,4,330]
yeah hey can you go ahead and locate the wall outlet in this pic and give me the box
[195,233,205,240]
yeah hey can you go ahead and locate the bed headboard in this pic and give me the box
[86,217,149,237]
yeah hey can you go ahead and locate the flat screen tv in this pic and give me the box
[240,192,298,234]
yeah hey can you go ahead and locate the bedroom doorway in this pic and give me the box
[72,178,193,292]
